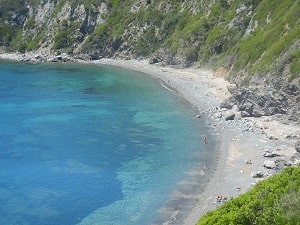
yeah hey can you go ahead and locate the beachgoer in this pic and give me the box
[203,135,207,144]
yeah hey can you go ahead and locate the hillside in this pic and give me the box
[0,0,299,74]
[0,0,299,123]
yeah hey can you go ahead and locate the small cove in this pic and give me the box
[0,60,217,225]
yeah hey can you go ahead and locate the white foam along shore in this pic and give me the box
[1,54,299,225]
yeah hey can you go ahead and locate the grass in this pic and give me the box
[289,48,300,80]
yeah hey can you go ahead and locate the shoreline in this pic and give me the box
[92,59,300,225]
[1,54,299,225]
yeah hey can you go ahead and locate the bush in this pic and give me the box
[197,165,300,225]
[52,21,80,50]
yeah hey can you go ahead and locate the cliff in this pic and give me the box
[0,0,299,123]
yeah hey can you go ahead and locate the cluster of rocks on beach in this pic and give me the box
[181,86,299,224]
[0,52,75,63]
[200,90,300,179]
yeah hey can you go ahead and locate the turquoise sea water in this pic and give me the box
[0,60,216,225]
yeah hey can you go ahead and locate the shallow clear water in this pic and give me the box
[0,60,215,225]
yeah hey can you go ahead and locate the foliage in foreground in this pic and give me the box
[197,164,300,225]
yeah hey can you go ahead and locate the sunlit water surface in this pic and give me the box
[0,61,216,225]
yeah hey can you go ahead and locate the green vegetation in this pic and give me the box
[231,0,300,76]
[0,0,26,48]
[53,20,81,50]
[289,49,300,80]
[0,0,25,16]
[197,164,300,225]
[24,17,36,30]
[0,23,16,47]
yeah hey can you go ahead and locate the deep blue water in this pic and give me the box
[0,60,215,225]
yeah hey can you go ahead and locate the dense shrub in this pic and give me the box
[197,165,300,225]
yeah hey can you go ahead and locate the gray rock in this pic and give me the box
[274,158,291,170]
[224,88,287,118]
[269,136,278,140]
[284,161,293,166]
[238,101,253,114]
[56,55,63,61]
[264,160,276,169]
[252,107,266,117]
[241,110,251,117]
[245,159,252,164]
[263,151,281,157]
[149,57,160,64]
[215,112,222,118]
[225,112,235,121]
[252,171,264,178]
[220,98,234,109]
[227,84,238,94]
[295,140,300,153]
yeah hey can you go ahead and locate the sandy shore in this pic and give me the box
[1,54,299,225]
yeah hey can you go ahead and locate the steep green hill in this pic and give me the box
[0,0,299,83]
[197,164,300,225]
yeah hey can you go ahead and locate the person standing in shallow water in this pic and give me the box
[203,135,207,144]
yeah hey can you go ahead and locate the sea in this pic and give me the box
[0,60,216,225]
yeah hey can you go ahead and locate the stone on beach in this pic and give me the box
[264,160,276,169]
[263,151,281,157]
[224,111,235,121]
[252,171,265,178]
[295,140,300,153]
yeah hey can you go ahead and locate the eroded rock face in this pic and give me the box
[220,78,300,125]
[221,88,286,117]
[12,0,110,56]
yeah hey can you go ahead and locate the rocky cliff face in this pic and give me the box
[0,0,299,124]
[221,80,300,125]
[24,1,109,54]
[0,0,108,54]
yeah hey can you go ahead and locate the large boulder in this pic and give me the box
[224,111,235,120]
[264,160,276,169]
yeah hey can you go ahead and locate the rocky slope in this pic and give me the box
[0,0,299,124]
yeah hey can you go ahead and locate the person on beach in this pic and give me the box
[203,135,207,144]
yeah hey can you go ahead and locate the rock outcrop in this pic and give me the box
[221,79,300,125]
